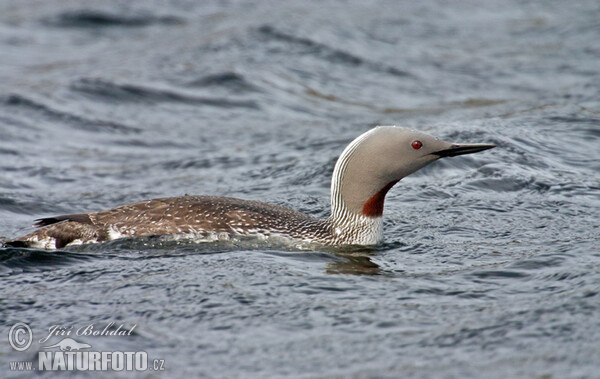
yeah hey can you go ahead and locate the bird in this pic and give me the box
[5,126,494,249]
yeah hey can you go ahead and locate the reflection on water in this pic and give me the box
[326,253,381,276]
[0,239,385,276]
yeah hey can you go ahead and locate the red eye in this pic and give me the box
[412,140,423,150]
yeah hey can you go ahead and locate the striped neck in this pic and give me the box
[328,129,389,245]
[327,205,384,245]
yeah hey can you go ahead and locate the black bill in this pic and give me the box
[433,143,496,157]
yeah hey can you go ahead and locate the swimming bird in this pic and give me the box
[6,126,494,249]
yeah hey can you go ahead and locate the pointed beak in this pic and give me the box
[432,143,496,157]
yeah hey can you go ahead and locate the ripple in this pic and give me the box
[0,195,68,215]
[0,248,95,275]
[71,78,260,109]
[547,115,600,128]
[1,94,140,134]
[470,270,530,279]
[43,10,184,28]
[465,173,552,193]
[186,72,260,93]
[508,255,566,270]
[257,25,413,77]
[157,155,247,170]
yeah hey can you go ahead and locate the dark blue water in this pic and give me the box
[1,0,599,377]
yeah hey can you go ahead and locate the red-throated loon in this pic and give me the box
[5,126,494,249]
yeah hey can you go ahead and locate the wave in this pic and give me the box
[2,94,141,134]
[185,72,260,93]
[43,9,184,28]
[0,248,96,276]
[71,78,260,109]
[257,25,413,78]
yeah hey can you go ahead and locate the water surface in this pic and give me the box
[1,0,599,377]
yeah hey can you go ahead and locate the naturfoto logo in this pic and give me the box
[8,322,165,373]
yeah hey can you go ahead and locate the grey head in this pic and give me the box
[330,126,495,219]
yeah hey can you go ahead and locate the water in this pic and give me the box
[1,0,599,377]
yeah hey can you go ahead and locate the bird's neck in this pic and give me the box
[328,136,396,244]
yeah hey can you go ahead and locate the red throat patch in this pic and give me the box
[361,181,399,217]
